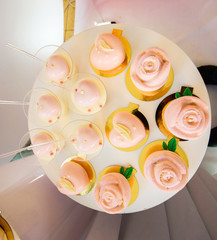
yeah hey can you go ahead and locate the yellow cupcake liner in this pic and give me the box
[105,102,149,152]
[125,66,174,101]
[139,138,189,178]
[89,29,131,77]
[97,165,139,206]
[44,52,76,85]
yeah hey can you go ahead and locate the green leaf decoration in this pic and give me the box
[183,87,192,96]
[120,166,124,175]
[175,92,181,99]
[124,167,134,179]
[168,137,177,152]
[162,141,168,150]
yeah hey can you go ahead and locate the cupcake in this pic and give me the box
[30,130,64,161]
[95,166,138,214]
[74,125,101,153]
[36,94,61,123]
[63,121,103,156]
[71,74,106,114]
[126,47,173,101]
[57,156,95,196]
[45,53,73,84]
[31,132,56,160]
[90,29,131,77]
[57,161,89,195]
[140,138,189,192]
[106,103,149,151]
[159,87,210,140]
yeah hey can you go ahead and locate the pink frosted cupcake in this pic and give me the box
[72,75,106,115]
[90,33,126,71]
[109,112,147,149]
[144,150,188,192]
[36,94,61,123]
[162,95,209,140]
[95,172,131,214]
[31,132,56,159]
[45,55,69,80]
[130,47,171,92]
[57,161,90,195]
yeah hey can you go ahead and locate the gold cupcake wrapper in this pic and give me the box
[139,138,189,178]
[0,214,14,240]
[105,103,150,152]
[97,165,139,206]
[62,156,96,195]
[125,66,174,101]
[89,29,131,77]
[156,86,195,140]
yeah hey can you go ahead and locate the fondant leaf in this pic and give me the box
[120,166,124,175]
[162,141,168,150]
[175,92,181,99]
[124,167,134,179]
[183,87,192,96]
[168,137,177,152]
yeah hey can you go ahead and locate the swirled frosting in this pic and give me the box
[74,80,100,107]
[32,132,55,158]
[164,96,209,139]
[37,94,60,121]
[95,173,131,214]
[57,161,89,195]
[144,150,188,191]
[130,47,171,92]
[109,112,146,148]
[74,125,101,153]
[45,55,69,81]
[90,33,126,71]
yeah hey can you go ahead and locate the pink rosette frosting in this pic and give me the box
[109,112,146,148]
[144,150,188,191]
[37,94,60,121]
[130,47,171,92]
[164,96,209,140]
[32,132,55,157]
[45,55,69,81]
[74,125,101,153]
[95,173,131,214]
[57,161,89,195]
[90,33,126,71]
[74,80,100,107]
